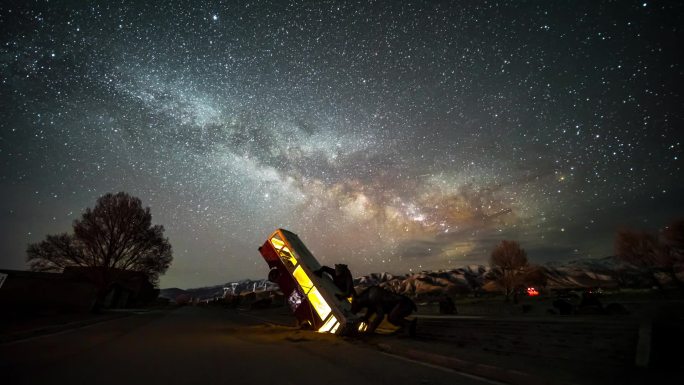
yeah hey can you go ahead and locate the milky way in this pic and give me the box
[1,1,682,288]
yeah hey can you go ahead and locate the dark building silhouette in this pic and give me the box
[0,267,158,315]
[62,267,159,309]
[0,269,98,315]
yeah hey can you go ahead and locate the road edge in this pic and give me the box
[0,312,132,344]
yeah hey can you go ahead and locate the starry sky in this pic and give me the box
[1,1,682,288]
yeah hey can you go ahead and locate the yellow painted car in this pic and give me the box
[258,229,363,334]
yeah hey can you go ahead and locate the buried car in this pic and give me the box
[258,229,365,335]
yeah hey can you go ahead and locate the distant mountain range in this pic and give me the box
[160,256,680,301]
[160,279,275,301]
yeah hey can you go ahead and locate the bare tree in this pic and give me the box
[489,240,529,300]
[661,219,684,264]
[614,228,661,269]
[27,192,172,286]
[615,219,684,290]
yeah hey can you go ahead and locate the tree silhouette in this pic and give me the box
[661,219,684,266]
[489,240,529,301]
[27,192,172,286]
[615,219,684,290]
[614,228,661,269]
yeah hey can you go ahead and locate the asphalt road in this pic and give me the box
[1,306,496,385]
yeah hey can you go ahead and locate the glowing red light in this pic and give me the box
[527,287,539,296]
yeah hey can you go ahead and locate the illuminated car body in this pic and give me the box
[258,229,361,334]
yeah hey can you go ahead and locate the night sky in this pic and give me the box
[1,1,682,288]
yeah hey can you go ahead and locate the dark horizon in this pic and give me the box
[1,1,682,288]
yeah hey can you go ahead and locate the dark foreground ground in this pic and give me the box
[246,304,682,385]
[0,306,494,385]
[3,304,681,385]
